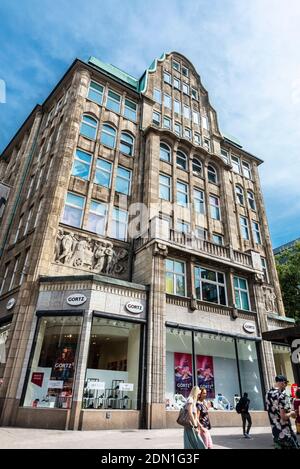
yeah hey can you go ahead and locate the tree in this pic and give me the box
[276,241,300,323]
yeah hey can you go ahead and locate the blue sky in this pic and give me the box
[0,0,299,248]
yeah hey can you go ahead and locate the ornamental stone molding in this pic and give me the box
[55,228,129,279]
[262,286,278,314]
[152,242,168,257]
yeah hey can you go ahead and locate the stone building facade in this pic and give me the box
[0,52,295,430]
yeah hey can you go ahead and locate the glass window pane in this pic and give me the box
[241,291,250,311]
[80,122,96,139]
[72,160,90,179]
[95,160,112,187]
[201,269,216,282]
[237,339,264,410]
[23,316,82,409]
[166,272,174,294]
[202,283,218,303]
[176,276,185,296]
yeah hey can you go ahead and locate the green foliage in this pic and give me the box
[276,241,300,323]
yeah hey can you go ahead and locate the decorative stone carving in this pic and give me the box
[153,242,168,257]
[263,287,277,313]
[254,272,264,284]
[55,229,128,277]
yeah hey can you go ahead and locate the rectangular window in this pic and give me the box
[177,220,190,234]
[172,60,180,72]
[166,259,186,296]
[261,257,269,283]
[24,208,33,235]
[61,192,85,228]
[87,200,107,236]
[177,181,189,207]
[164,71,171,84]
[153,88,161,104]
[116,166,132,195]
[164,93,172,109]
[88,81,104,105]
[152,111,161,125]
[106,90,121,113]
[0,264,9,296]
[174,100,181,114]
[209,196,220,220]
[83,318,142,411]
[14,215,23,243]
[194,133,201,145]
[184,128,191,139]
[182,66,189,77]
[111,207,128,241]
[202,115,209,130]
[194,189,205,214]
[231,155,241,174]
[183,105,190,120]
[159,174,172,201]
[173,77,180,89]
[72,149,92,180]
[27,175,35,199]
[252,221,262,244]
[203,138,210,152]
[242,161,252,179]
[163,116,171,129]
[193,111,200,125]
[20,249,30,285]
[94,159,112,188]
[212,234,224,245]
[23,316,82,409]
[182,83,189,95]
[234,277,250,311]
[9,256,19,291]
[195,226,207,240]
[240,216,249,240]
[34,198,43,228]
[124,99,137,121]
[194,266,227,305]
[221,148,229,164]
[191,88,198,100]
[35,166,44,191]
[174,122,182,136]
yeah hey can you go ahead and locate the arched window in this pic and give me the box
[80,114,98,140]
[236,185,244,205]
[176,150,187,170]
[247,190,256,211]
[100,124,116,148]
[207,165,218,184]
[192,157,202,176]
[160,143,171,163]
[120,132,134,156]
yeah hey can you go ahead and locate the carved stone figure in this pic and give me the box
[263,288,277,313]
[105,242,115,275]
[58,232,76,264]
[71,236,93,268]
[94,242,107,273]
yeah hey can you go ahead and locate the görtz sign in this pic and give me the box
[125,301,144,314]
[66,293,87,306]
[243,321,256,334]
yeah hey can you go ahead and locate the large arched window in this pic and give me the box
[120,132,134,156]
[80,114,98,140]
[247,190,256,211]
[207,164,218,184]
[236,185,244,205]
[176,150,187,170]
[192,157,202,176]
[100,124,116,148]
[160,142,171,163]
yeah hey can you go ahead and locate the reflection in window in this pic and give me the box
[80,115,98,140]
[72,149,92,180]
[94,159,112,188]
[61,192,85,228]
[194,266,227,305]
[237,339,264,410]
[87,201,107,236]
[100,124,116,148]
[87,81,104,105]
[234,276,250,311]
[166,259,186,296]
[120,132,134,156]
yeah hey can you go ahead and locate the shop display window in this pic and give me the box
[83,318,141,410]
[0,322,10,384]
[272,343,294,395]
[237,339,264,410]
[23,316,82,409]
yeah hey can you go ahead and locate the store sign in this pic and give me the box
[48,380,64,389]
[119,383,134,392]
[66,293,87,306]
[87,381,106,390]
[6,298,15,310]
[243,322,256,334]
[125,301,144,314]
[31,372,44,388]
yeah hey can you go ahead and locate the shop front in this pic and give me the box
[16,275,147,430]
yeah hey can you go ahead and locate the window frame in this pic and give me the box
[94,158,113,188]
[165,258,186,297]
[209,195,221,220]
[234,276,250,311]
[87,81,104,105]
[100,124,117,149]
[159,173,172,201]
[106,89,121,114]
[194,265,227,306]
[115,166,132,196]
[80,114,98,140]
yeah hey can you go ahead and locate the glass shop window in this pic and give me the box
[0,322,11,382]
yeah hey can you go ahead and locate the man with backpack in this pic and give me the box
[236,392,252,439]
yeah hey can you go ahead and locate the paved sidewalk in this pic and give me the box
[0,426,281,449]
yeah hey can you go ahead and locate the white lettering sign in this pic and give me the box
[87,381,106,390]
[125,302,144,314]
[48,380,64,389]
[67,294,87,306]
[119,383,134,392]
[243,322,256,334]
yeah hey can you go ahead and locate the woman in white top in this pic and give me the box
[184,386,207,449]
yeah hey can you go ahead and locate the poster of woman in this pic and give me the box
[174,352,193,398]
[197,355,215,398]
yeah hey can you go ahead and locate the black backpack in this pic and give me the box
[235,400,242,414]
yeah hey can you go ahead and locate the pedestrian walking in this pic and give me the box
[293,388,300,435]
[266,375,300,449]
[236,392,252,439]
[196,387,213,448]
[183,386,207,449]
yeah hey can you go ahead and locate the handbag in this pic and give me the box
[176,405,193,427]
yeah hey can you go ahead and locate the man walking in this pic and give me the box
[266,375,300,449]
[237,392,252,438]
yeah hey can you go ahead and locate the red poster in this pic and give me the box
[174,352,193,398]
[31,372,44,387]
[197,355,215,398]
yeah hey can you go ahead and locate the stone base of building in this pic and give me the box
[15,407,70,430]
[166,410,270,428]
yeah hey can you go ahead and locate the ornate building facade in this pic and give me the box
[0,52,295,430]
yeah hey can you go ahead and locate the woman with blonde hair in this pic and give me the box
[197,387,213,449]
[183,386,207,449]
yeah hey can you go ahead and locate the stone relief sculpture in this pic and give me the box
[55,229,128,277]
[263,287,277,313]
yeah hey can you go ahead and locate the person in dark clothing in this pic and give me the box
[239,392,252,438]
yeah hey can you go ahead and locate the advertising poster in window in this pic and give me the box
[197,355,215,398]
[51,344,75,383]
[0,182,10,223]
[174,352,193,398]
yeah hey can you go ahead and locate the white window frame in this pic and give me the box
[124,98,137,122]
[194,189,205,214]
[172,60,181,72]
[193,111,200,125]
[247,191,256,211]
[191,88,198,100]
[153,88,161,104]
[231,155,241,174]
[152,111,161,125]
[116,166,132,196]
[159,173,172,201]
[221,148,229,164]
[174,122,182,136]
[194,266,227,305]
[192,157,202,176]
[62,192,85,228]
[164,93,172,109]
[182,83,189,95]
[173,77,181,89]
[252,220,262,244]
[111,207,128,241]
[163,71,171,84]
[194,134,201,146]
[163,116,171,129]
[166,258,186,296]
[207,165,217,184]
[182,66,189,77]
[209,195,221,220]
[236,185,244,205]
[242,161,252,179]
[160,143,171,163]
[234,276,250,311]
[176,181,189,207]
[183,105,190,120]
[8,257,19,291]
[87,81,104,105]
[240,216,250,240]
[174,99,181,114]
[212,233,224,245]
[20,250,30,285]
[106,89,121,113]
[184,128,191,139]
[0,264,9,296]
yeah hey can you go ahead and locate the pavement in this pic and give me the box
[0,426,288,449]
